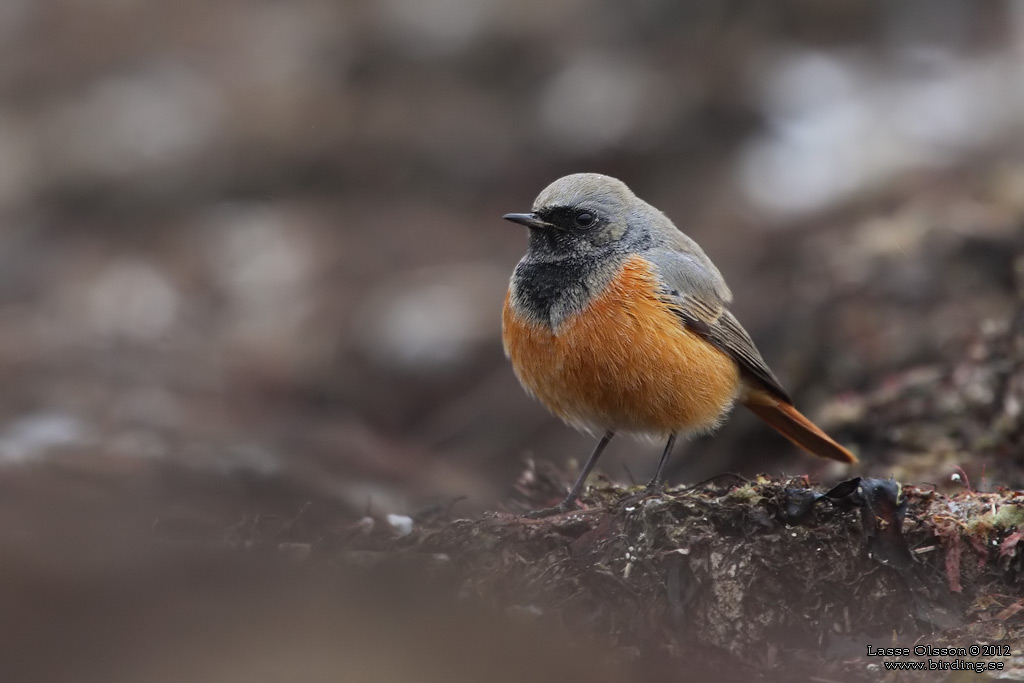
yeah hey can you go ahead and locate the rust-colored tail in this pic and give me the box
[742,391,857,464]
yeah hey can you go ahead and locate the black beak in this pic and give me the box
[502,212,553,230]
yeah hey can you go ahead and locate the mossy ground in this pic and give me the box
[320,470,1024,681]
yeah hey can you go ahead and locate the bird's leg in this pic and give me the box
[526,431,614,518]
[645,433,677,493]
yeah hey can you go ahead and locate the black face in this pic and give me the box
[524,205,607,257]
[536,206,601,232]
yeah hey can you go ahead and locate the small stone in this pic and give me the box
[386,514,414,537]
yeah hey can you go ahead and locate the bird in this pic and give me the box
[501,173,856,517]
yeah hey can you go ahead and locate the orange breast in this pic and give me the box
[502,255,740,437]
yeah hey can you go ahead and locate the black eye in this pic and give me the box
[574,211,595,228]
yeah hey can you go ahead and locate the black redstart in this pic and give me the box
[502,173,855,516]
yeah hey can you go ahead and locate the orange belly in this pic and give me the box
[502,255,741,437]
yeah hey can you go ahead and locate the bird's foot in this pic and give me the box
[643,480,667,497]
[620,481,667,510]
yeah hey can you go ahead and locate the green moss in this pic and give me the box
[987,503,1024,529]
[723,483,762,506]
[962,503,1024,544]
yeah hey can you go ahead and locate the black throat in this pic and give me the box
[511,257,591,324]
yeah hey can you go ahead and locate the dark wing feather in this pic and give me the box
[645,248,792,403]
[661,291,792,404]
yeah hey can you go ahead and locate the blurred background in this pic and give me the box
[1,1,1023,676]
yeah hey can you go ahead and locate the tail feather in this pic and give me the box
[742,392,857,464]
